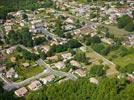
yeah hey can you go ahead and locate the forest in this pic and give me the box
[0,0,53,19]
[25,77,134,100]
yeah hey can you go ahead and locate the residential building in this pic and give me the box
[61,52,72,60]
[54,61,65,69]
[89,77,99,85]
[28,80,42,91]
[15,87,28,97]
[40,75,55,84]
[70,60,81,68]
[6,68,16,78]
[74,68,86,77]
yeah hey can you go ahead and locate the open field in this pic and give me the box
[106,52,134,67]
[104,24,134,37]
[15,65,44,79]
[85,47,118,76]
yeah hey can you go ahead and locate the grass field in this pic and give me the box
[108,53,134,67]
[16,65,44,79]
[104,25,134,37]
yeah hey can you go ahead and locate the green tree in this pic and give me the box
[90,65,105,76]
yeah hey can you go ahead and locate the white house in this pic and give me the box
[40,75,55,84]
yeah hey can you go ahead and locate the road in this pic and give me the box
[42,28,65,41]
[1,58,77,91]
[36,59,77,80]
[0,25,6,44]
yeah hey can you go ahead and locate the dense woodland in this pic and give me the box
[25,77,134,100]
[0,0,53,19]
[0,77,134,100]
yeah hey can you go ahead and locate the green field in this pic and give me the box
[104,25,134,37]
[110,54,134,67]
[16,65,44,79]
[106,47,134,67]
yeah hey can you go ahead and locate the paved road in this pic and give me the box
[0,25,6,44]
[36,59,77,80]
[1,58,77,91]
[42,28,65,41]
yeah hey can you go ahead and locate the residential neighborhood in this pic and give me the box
[0,0,134,100]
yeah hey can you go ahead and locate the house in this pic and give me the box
[28,80,42,91]
[4,20,13,34]
[123,35,134,46]
[54,61,65,69]
[41,45,50,53]
[22,63,30,68]
[127,73,134,82]
[47,55,58,61]
[80,46,86,52]
[40,75,55,84]
[64,24,76,31]
[61,52,72,60]
[15,87,28,97]
[6,68,16,78]
[128,35,134,46]
[64,17,74,24]
[6,47,15,54]
[70,60,81,68]
[10,57,16,63]
[89,77,99,85]
[74,68,86,77]
[101,38,115,45]
[29,20,44,33]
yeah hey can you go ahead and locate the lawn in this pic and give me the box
[103,24,134,37]
[15,65,44,79]
[111,54,134,67]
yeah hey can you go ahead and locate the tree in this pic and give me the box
[120,63,134,74]
[125,22,134,32]
[90,65,105,76]
[75,49,88,63]
[117,15,133,29]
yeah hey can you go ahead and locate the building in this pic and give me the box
[6,47,16,54]
[54,61,65,69]
[70,60,81,68]
[89,77,99,85]
[10,57,16,63]
[74,68,86,77]
[61,52,72,60]
[6,68,16,78]
[40,75,55,84]
[29,20,44,33]
[15,87,28,97]
[41,45,50,53]
[28,80,42,91]
[47,55,58,61]
[22,63,30,68]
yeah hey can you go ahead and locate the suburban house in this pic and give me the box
[15,87,28,97]
[6,47,16,54]
[70,60,81,68]
[89,77,99,85]
[10,57,16,63]
[47,55,58,61]
[40,75,55,84]
[41,45,50,53]
[28,80,42,91]
[61,52,72,60]
[54,61,65,69]
[22,63,30,68]
[74,68,86,77]
[29,20,44,33]
[6,68,16,78]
